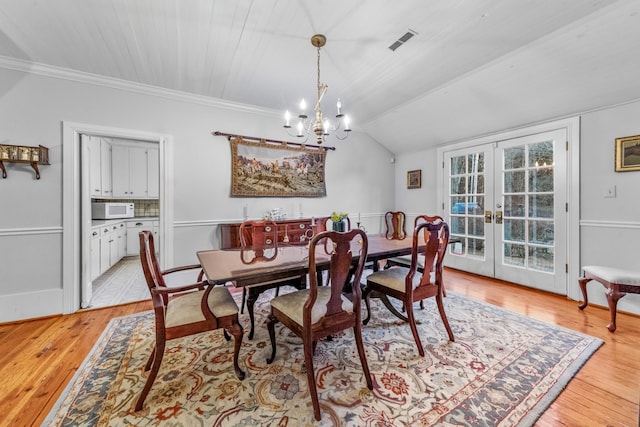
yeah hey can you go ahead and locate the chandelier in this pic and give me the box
[283,34,351,145]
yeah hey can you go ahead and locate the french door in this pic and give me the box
[443,129,567,294]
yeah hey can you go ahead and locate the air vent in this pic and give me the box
[388,29,418,51]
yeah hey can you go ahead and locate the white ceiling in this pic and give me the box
[1,0,639,154]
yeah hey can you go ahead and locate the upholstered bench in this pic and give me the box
[578,265,640,332]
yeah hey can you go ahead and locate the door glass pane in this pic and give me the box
[528,194,554,218]
[528,141,553,167]
[529,220,554,244]
[501,140,555,273]
[504,147,525,169]
[451,177,466,195]
[529,167,553,192]
[468,153,484,172]
[468,174,484,194]
[449,150,486,260]
[504,243,525,266]
[503,195,525,217]
[504,170,525,193]
[450,216,466,235]
[503,219,525,242]
[528,246,554,272]
[468,238,485,258]
[468,217,485,237]
[451,155,466,175]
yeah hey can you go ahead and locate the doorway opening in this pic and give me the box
[61,122,174,315]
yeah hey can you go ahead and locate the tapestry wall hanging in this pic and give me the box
[230,136,327,197]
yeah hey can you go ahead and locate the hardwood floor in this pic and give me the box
[1,268,638,426]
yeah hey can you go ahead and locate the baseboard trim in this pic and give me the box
[0,289,63,323]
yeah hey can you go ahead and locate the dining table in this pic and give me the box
[196,233,426,337]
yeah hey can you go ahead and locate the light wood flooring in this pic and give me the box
[0,268,638,426]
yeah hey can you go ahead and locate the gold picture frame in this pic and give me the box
[615,135,640,172]
[407,169,421,189]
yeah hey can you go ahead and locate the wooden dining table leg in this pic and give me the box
[246,288,260,340]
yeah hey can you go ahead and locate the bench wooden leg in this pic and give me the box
[578,277,590,310]
[605,284,626,333]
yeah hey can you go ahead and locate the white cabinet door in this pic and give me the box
[87,136,113,198]
[111,145,130,198]
[88,137,102,198]
[90,228,101,281]
[109,224,119,266]
[127,219,158,256]
[111,144,156,198]
[116,222,127,259]
[100,139,112,197]
[147,146,159,198]
[100,227,111,274]
[128,146,148,197]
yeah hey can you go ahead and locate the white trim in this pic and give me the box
[0,55,276,117]
[580,220,640,229]
[0,289,63,324]
[62,121,174,315]
[0,226,62,236]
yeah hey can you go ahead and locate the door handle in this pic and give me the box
[484,211,493,223]
[495,211,503,224]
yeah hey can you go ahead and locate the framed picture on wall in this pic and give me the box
[615,135,640,172]
[407,169,421,189]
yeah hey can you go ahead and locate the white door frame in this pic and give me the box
[62,121,174,314]
[437,117,581,299]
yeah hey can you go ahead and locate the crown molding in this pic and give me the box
[0,55,277,117]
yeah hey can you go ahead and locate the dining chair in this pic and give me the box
[239,219,307,339]
[265,229,373,421]
[384,211,407,240]
[363,217,455,357]
[135,230,244,411]
[384,214,448,299]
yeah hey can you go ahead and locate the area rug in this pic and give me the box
[43,291,602,426]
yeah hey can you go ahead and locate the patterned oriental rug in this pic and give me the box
[43,291,602,426]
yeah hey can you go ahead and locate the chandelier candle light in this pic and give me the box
[284,34,351,145]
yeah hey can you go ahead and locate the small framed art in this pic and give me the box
[407,169,421,189]
[615,135,640,172]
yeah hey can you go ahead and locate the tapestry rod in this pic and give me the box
[212,131,336,151]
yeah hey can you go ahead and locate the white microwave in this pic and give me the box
[92,202,135,219]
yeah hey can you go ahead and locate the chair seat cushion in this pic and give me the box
[367,267,435,293]
[166,286,239,328]
[270,287,353,325]
[583,265,640,286]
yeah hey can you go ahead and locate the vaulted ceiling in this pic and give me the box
[1,0,639,153]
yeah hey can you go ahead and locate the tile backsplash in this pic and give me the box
[93,199,159,217]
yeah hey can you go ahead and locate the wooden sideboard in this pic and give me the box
[219,218,327,249]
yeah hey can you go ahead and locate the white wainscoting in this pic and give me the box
[0,227,63,323]
[577,219,640,315]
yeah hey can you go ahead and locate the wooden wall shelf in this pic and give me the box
[0,144,49,179]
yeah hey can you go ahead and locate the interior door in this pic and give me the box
[444,129,567,294]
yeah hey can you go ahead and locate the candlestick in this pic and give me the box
[243,204,248,220]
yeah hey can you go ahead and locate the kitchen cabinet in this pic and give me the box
[90,221,128,280]
[147,146,159,198]
[127,219,159,256]
[88,136,112,198]
[90,227,101,281]
[116,222,127,259]
[100,225,118,273]
[112,143,158,198]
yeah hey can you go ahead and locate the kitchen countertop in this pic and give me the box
[91,217,159,227]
